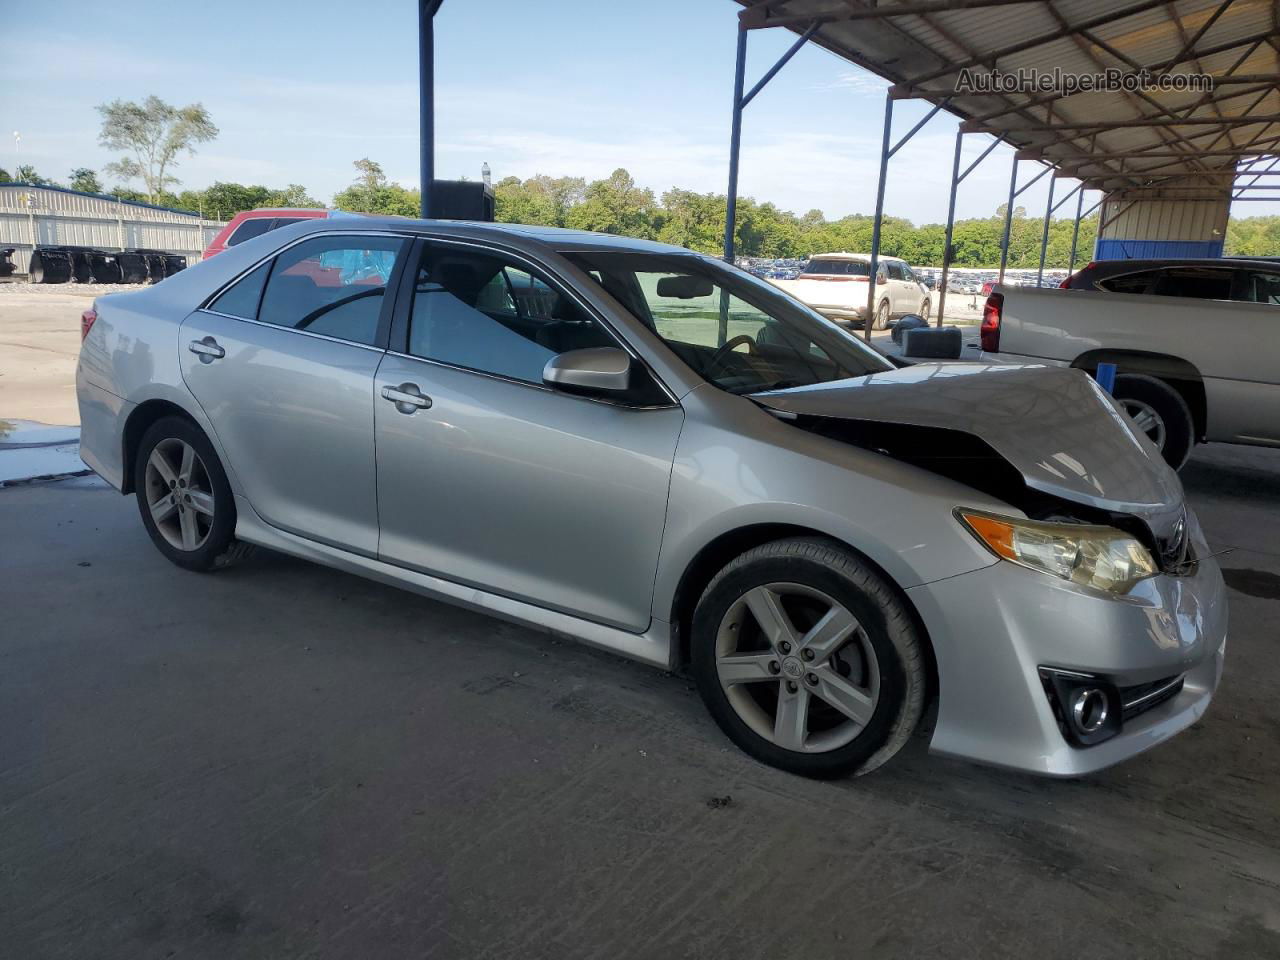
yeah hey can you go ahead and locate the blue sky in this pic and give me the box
[2,0,1273,222]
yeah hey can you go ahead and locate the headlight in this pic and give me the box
[957,509,1157,594]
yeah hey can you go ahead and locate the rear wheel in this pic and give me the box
[874,300,891,331]
[1112,373,1194,470]
[134,416,254,572]
[691,538,927,778]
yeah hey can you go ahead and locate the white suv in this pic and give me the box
[771,253,931,329]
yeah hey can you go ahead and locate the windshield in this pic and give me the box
[801,258,870,277]
[562,251,893,394]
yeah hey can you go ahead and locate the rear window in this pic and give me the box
[1153,268,1234,301]
[1098,270,1158,294]
[802,259,869,276]
[226,217,276,247]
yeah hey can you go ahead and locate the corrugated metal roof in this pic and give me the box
[735,0,1280,198]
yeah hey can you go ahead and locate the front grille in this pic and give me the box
[1120,675,1184,722]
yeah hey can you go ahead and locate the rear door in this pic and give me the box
[180,232,407,555]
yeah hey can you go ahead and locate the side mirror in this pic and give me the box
[543,347,631,396]
[876,273,887,286]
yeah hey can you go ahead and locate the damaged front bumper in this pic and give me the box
[906,512,1227,777]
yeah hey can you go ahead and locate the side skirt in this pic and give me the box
[233,496,673,669]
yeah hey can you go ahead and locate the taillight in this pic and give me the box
[980,293,1003,352]
[81,308,97,341]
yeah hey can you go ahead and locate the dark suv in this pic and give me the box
[1062,257,1280,304]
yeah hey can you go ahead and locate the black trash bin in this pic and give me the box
[116,251,149,284]
[30,248,73,284]
[87,251,122,284]
[162,254,187,277]
[143,253,167,283]
[0,248,15,278]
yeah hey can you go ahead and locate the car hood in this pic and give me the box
[754,362,1186,538]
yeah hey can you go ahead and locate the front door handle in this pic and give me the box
[381,382,433,414]
[188,336,225,363]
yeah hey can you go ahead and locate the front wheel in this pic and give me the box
[920,298,931,320]
[1112,374,1195,471]
[134,416,255,572]
[691,538,927,778]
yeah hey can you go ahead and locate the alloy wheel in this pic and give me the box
[1121,398,1167,451]
[714,582,879,753]
[143,437,216,551]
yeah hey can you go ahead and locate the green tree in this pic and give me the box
[0,168,11,183]
[68,168,102,193]
[97,95,218,203]
[14,164,48,185]
[564,169,658,238]
[332,159,419,217]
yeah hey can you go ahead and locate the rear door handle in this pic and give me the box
[188,337,225,362]
[381,382,432,414]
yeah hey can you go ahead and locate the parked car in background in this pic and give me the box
[1060,257,1280,302]
[769,253,930,329]
[983,275,1280,468]
[202,208,328,259]
[76,218,1224,780]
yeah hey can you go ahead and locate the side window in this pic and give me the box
[256,235,403,346]
[269,217,309,231]
[1098,270,1158,294]
[1243,272,1280,305]
[209,261,270,319]
[407,244,616,384]
[226,218,275,247]
[1153,267,1233,300]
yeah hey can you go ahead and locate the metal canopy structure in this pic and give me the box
[727,0,1280,336]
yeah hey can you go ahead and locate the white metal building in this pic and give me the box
[0,183,225,276]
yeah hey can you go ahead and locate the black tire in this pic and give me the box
[874,300,891,331]
[133,416,255,572]
[690,537,927,779]
[1112,373,1195,471]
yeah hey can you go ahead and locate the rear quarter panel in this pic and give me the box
[997,287,1280,443]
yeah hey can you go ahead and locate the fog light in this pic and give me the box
[1039,668,1123,747]
[1071,688,1110,734]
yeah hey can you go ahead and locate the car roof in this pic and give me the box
[1080,257,1276,273]
[283,215,706,257]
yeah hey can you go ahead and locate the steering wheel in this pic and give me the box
[707,333,758,374]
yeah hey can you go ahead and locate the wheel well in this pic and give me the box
[1071,349,1207,441]
[120,400,198,494]
[668,524,938,699]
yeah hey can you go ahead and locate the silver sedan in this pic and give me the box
[76,218,1226,778]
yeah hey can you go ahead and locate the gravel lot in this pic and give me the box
[1,442,1277,959]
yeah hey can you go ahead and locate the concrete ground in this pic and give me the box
[1,444,1277,959]
[0,285,107,426]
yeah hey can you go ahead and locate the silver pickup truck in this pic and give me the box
[981,278,1280,469]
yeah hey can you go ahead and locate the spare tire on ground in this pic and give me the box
[162,254,186,277]
[891,313,929,345]
[0,247,15,278]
